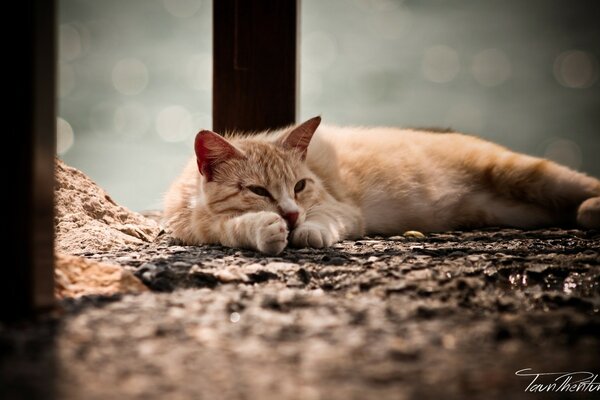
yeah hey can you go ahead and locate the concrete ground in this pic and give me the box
[1,228,599,400]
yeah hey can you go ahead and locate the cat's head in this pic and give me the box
[194,117,322,230]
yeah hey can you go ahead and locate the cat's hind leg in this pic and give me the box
[477,152,600,228]
[577,197,600,229]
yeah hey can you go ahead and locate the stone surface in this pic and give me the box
[55,159,160,254]
[55,253,148,299]
[1,228,599,400]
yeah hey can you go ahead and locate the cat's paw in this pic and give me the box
[290,222,334,249]
[578,197,600,229]
[255,212,289,255]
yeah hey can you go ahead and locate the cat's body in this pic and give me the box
[164,117,600,254]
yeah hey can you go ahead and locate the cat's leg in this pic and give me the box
[290,198,364,248]
[578,197,600,229]
[478,152,600,228]
[218,211,289,255]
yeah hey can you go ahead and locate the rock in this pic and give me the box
[403,230,426,239]
[214,268,249,283]
[328,257,347,266]
[55,159,160,254]
[55,253,148,298]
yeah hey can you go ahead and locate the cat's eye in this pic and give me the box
[247,185,272,198]
[294,179,307,193]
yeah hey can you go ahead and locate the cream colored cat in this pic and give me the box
[164,116,600,255]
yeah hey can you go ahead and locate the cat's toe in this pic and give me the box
[256,214,288,255]
[577,197,600,229]
[290,223,333,249]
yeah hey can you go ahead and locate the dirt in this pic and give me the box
[2,228,599,400]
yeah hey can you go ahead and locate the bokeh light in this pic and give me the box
[59,24,82,61]
[471,48,511,87]
[162,0,203,18]
[553,50,598,89]
[112,58,149,95]
[156,105,193,142]
[229,312,240,323]
[422,45,460,83]
[57,117,75,155]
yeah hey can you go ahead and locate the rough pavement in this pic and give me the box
[1,228,599,400]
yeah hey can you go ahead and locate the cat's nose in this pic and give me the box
[283,212,299,228]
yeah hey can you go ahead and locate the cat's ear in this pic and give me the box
[195,130,244,181]
[279,116,321,160]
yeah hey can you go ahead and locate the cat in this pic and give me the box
[164,116,600,255]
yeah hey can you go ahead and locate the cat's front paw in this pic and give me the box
[290,222,334,249]
[255,212,289,255]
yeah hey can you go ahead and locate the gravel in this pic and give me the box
[1,228,599,400]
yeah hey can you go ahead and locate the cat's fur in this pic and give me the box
[164,117,600,255]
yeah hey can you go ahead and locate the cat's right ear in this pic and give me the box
[195,130,244,181]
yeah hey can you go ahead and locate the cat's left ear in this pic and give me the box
[279,116,321,160]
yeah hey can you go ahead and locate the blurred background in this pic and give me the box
[58,0,600,211]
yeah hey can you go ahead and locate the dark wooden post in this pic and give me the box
[213,0,298,133]
[2,0,56,320]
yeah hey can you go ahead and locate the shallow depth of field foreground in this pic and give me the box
[1,162,599,400]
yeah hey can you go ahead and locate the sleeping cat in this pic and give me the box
[164,116,600,255]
